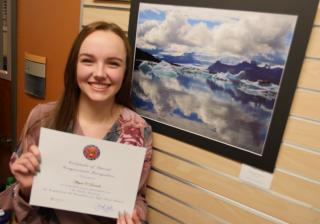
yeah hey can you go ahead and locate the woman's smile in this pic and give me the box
[88,82,111,91]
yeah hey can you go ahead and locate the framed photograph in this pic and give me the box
[128,0,319,172]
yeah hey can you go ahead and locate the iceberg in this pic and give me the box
[238,79,279,100]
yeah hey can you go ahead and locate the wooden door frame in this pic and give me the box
[9,0,17,149]
[0,0,17,149]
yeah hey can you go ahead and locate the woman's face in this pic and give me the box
[77,30,127,105]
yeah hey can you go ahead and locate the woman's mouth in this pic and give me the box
[89,82,111,91]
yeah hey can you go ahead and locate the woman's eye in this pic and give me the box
[81,58,93,64]
[109,61,120,67]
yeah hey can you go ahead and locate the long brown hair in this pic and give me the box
[44,21,133,131]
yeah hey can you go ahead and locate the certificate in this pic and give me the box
[30,128,146,218]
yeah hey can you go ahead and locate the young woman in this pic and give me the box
[0,21,152,224]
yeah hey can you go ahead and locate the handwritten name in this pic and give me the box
[73,180,101,188]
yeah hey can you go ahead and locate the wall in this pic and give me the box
[82,1,320,223]
[16,0,81,134]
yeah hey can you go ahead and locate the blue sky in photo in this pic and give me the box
[285,32,295,45]
[138,10,166,23]
[187,19,221,28]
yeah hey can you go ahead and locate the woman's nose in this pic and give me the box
[94,64,107,79]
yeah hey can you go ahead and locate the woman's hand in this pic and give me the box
[10,145,41,200]
[117,209,142,224]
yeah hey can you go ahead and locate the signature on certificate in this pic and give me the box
[94,203,114,213]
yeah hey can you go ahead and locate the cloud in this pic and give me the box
[137,3,297,65]
[211,14,296,59]
[138,11,195,52]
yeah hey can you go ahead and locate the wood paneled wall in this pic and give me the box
[83,1,320,223]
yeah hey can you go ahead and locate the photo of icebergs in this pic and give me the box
[131,3,297,154]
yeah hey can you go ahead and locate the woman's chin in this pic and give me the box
[86,94,115,104]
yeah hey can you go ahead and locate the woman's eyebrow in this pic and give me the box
[107,57,125,62]
[78,53,94,58]
[78,53,125,62]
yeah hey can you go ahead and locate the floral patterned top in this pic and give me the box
[0,102,153,224]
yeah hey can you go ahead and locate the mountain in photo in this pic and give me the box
[135,48,202,66]
[160,52,202,65]
[208,60,283,84]
[134,48,161,69]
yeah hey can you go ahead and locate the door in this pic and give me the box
[0,0,17,186]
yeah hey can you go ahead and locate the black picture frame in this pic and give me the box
[128,0,319,172]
